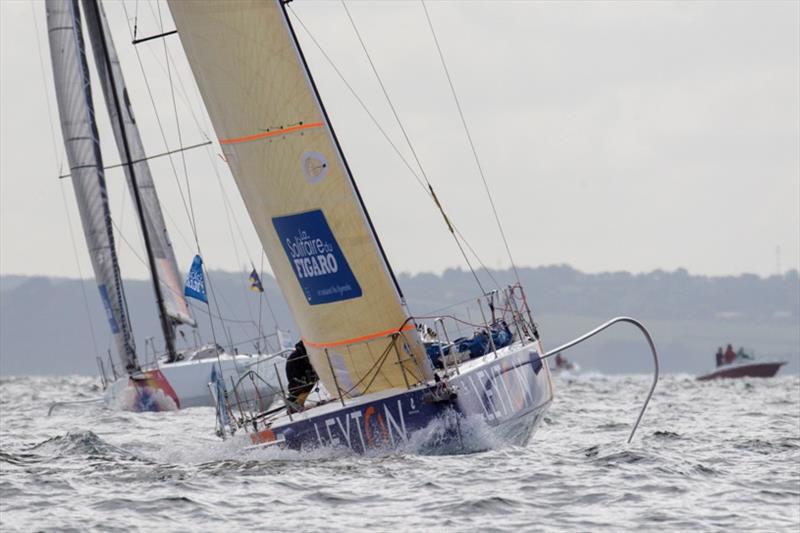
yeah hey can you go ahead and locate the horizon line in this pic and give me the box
[1,264,798,284]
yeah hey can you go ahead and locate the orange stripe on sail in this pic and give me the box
[219,122,324,145]
[304,324,416,349]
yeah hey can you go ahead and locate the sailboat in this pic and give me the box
[45,0,286,412]
[168,0,659,452]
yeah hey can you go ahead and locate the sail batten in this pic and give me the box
[46,0,138,373]
[168,0,433,395]
[81,0,195,330]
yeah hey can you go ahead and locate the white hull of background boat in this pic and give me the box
[104,353,286,412]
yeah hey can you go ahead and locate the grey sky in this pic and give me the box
[1,0,798,281]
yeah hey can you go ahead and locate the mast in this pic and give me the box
[84,0,178,362]
[45,0,139,373]
[82,0,197,363]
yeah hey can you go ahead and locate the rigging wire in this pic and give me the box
[260,250,279,328]
[421,1,521,287]
[340,1,487,295]
[126,2,214,355]
[31,1,102,360]
[31,4,64,173]
[215,169,256,320]
[155,2,200,251]
[146,57,265,325]
[143,14,208,139]
[172,85,264,350]
[110,217,263,330]
[257,253,266,349]
[119,1,197,254]
[141,13,281,344]
[124,1,231,357]
[121,1,277,354]
[148,1,268,348]
[115,166,128,243]
[287,6,500,290]
[195,123,283,349]
[151,0,285,348]
[206,151,272,345]
[258,249,282,349]
[132,0,139,39]
[59,184,103,360]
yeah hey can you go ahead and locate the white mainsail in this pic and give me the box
[46,0,138,373]
[168,0,433,396]
[81,0,194,329]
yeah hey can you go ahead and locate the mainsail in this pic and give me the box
[46,0,138,373]
[169,0,433,396]
[81,0,194,329]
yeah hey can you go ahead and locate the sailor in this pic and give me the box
[723,344,736,365]
[284,340,318,413]
[715,347,723,367]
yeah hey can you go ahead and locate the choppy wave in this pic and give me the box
[0,374,798,532]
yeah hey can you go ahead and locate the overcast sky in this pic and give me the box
[1,0,798,282]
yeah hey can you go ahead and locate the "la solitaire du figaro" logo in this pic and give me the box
[272,209,362,305]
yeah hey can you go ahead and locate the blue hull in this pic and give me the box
[247,341,554,454]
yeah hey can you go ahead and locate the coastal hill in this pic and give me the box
[1,266,797,376]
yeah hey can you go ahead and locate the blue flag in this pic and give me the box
[184,254,208,303]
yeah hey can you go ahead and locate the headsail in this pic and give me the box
[46,0,138,373]
[81,0,195,329]
[168,0,433,396]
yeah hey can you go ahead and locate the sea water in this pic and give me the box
[1,374,798,532]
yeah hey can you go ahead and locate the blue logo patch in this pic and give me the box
[272,209,362,305]
[98,284,120,334]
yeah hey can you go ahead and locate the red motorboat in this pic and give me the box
[697,360,786,381]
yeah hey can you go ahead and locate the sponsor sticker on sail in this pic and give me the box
[272,209,362,305]
[97,284,120,334]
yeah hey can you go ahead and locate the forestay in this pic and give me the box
[81,0,194,329]
[46,0,138,372]
[168,0,433,396]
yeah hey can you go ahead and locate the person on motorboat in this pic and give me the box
[723,344,736,365]
[284,340,318,413]
[736,346,753,361]
[715,347,724,367]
